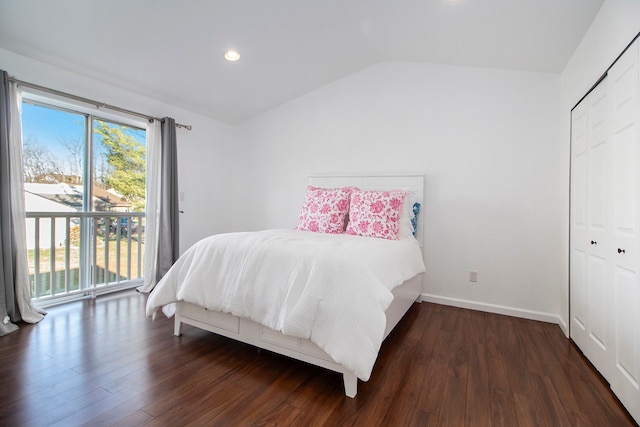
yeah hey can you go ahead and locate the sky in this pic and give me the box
[21,102,146,176]
[22,102,85,152]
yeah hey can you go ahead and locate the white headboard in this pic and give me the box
[308,174,424,247]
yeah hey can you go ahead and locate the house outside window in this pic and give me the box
[21,95,147,306]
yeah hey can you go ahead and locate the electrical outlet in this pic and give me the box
[469,270,478,283]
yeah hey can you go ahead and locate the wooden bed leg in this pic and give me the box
[343,372,358,398]
[174,317,182,336]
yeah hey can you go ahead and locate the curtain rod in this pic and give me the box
[8,77,192,131]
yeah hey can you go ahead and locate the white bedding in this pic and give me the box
[146,229,426,381]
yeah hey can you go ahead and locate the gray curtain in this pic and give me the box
[155,117,179,281]
[0,70,20,336]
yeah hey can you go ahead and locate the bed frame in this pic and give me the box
[173,174,424,397]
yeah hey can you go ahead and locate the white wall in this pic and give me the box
[233,61,563,323]
[0,48,236,252]
[559,0,640,334]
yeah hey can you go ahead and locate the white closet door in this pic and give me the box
[570,98,588,351]
[608,38,640,423]
[570,78,613,380]
[570,37,640,424]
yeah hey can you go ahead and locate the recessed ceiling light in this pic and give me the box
[224,49,240,62]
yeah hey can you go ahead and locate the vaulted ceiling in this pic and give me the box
[0,0,603,124]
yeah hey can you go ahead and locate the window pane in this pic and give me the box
[22,102,86,299]
[92,120,146,286]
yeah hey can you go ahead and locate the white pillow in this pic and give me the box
[398,191,417,239]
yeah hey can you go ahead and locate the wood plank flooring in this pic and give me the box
[0,290,635,426]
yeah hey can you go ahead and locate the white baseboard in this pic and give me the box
[421,293,565,328]
[557,316,569,337]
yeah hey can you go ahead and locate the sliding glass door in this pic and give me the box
[21,99,147,306]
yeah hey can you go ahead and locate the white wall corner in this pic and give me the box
[557,316,569,338]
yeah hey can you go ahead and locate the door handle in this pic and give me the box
[618,248,626,254]
[591,240,597,245]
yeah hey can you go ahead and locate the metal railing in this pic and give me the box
[26,211,145,307]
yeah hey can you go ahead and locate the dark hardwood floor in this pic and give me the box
[0,290,635,427]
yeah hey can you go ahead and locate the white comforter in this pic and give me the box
[146,229,425,381]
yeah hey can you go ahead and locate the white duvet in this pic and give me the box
[146,229,425,381]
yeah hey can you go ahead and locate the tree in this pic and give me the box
[22,137,65,183]
[94,121,146,211]
[61,137,84,182]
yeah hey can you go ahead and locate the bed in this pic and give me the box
[146,174,426,397]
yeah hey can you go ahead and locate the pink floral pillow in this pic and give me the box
[296,186,354,234]
[345,189,408,240]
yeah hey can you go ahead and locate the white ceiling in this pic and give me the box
[0,0,603,124]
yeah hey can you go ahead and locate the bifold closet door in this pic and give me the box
[608,37,640,423]
[570,76,613,381]
[570,37,640,424]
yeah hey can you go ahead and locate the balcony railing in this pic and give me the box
[26,211,145,307]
